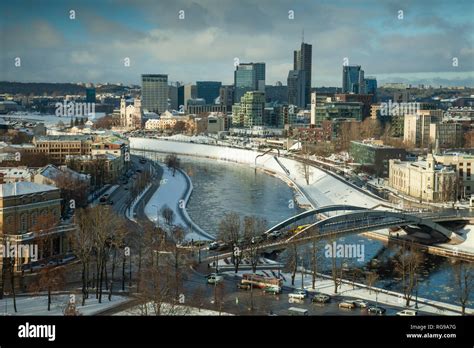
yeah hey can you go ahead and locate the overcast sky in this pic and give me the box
[1,0,473,87]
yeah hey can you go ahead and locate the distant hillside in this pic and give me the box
[0,82,130,96]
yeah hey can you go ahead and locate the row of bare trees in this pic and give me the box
[216,212,267,274]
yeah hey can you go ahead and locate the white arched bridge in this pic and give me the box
[208,205,466,262]
[260,204,466,251]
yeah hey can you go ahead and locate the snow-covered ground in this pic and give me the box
[0,293,129,316]
[144,164,213,241]
[115,302,232,316]
[131,137,474,255]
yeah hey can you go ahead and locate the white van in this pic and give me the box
[288,307,308,316]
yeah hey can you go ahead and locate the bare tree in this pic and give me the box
[394,241,422,307]
[28,266,66,311]
[243,216,267,273]
[71,209,95,306]
[285,244,298,286]
[161,205,175,228]
[217,212,241,273]
[453,261,473,315]
[165,154,181,177]
[365,271,379,295]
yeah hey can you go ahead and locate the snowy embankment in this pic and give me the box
[0,293,128,316]
[144,164,213,241]
[130,137,382,209]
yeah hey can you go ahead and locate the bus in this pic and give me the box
[241,273,282,289]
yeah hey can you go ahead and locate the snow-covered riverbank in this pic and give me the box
[143,163,213,241]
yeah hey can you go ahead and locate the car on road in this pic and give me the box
[263,286,281,295]
[208,242,220,250]
[396,309,417,316]
[289,290,307,300]
[312,293,331,303]
[288,307,308,316]
[237,283,251,290]
[368,306,386,315]
[207,274,223,284]
[339,300,356,309]
[353,299,369,308]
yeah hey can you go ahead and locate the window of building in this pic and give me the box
[20,213,27,232]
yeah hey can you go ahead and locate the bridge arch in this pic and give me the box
[265,205,369,235]
[286,210,460,243]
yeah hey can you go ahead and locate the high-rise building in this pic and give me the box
[342,65,365,94]
[234,63,265,102]
[141,74,168,114]
[168,83,179,111]
[85,88,96,103]
[365,77,377,101]
[196,81,222,105]
[183,84,197,110]
[219,85,235,110]
[265,85,288,104]
[177,85,184,110]
[293,42,312,107]
[232,91,265,128]
[403,110,443,147]
[287,70,306,108]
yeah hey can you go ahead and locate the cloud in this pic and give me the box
[0,0,473,86]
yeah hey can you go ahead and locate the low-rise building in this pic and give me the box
[0,182,75,270]
[0,167,34,183]
[434,152,474,198]
[350,140,406,177]
[66,153,123,186]
[389,154,457,202]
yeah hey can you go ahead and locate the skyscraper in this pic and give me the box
[141,74,168,114]
[234,63,265,102]
[365,76,378,101]
[183,84,197,110]
[196,81,222,104]
[293,42,312,107]
[287,70,305,108]
[342,66,365,94]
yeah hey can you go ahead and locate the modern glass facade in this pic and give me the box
[234,63,265,102]
[141,74,168,114]
[196,81,222,105]
[342,65,365,94]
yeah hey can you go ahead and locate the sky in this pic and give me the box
[1,0,473,87]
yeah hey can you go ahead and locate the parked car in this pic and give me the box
[396,309,417,316]
[207,274,223,284]
[353,299,369,308]
[263,286,282,295]
[339,300,356,309]
[289,290,307,300]
[368,306,386,315]
[237,283,251,290]
[312,293,331,303]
